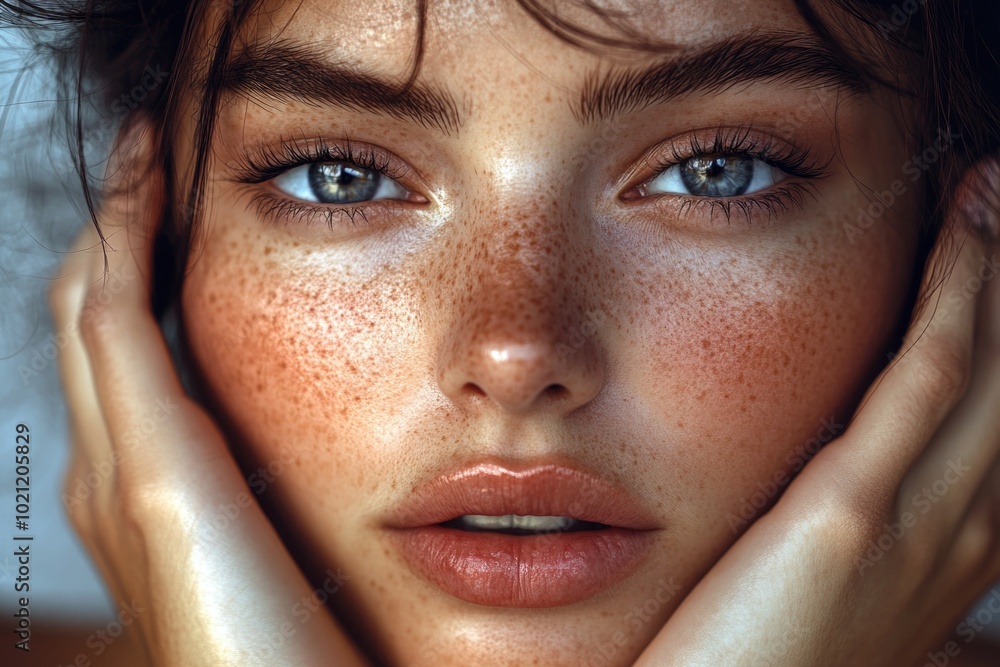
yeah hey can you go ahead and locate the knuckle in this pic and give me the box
[810,473,896,551]
[61,473,97,537]
[78,287,121,350]
[833,495,892,546]
[47,270,85,329]
[66,500,94,539]
[908,335,972,407]
[955,507,997,576]
[114,478,157,532]
[114,465,172,530]
[47,236,100,322]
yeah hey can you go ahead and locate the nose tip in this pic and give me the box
[438,330,605,416]
[483,343,571,412]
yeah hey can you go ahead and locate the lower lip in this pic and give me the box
[391,526,656,607]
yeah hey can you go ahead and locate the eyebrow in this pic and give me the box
[220,32,866,132]
[221,41,464,135]
[576,32,867,123]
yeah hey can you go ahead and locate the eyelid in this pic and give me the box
[616,126,829,200]
[225,135,432,200]
[639,157,789,198]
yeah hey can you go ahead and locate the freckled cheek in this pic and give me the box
[180,245,415,484]
[632,238,912,489]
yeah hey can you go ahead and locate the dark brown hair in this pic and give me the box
[3,0,999,317]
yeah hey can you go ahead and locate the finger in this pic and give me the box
[53,118,173,514]
[914,457,1000,650]
[50,222,118,507]
[75,122,203,487]
[834,223,989,496]
[901,246,1000,526]
[50,126,160,615]
[942,455,1000,591]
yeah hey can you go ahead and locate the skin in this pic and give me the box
[47,0,1000,666]
[175,0,922,664]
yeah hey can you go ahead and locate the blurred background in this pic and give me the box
[0,27,143,666]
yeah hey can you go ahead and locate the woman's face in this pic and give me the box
[177,0,922,664]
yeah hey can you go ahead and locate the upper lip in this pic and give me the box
[385,459,661,531]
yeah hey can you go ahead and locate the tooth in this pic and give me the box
[512,515,573,531]
[457,514,576,532]
[459,515,513,530]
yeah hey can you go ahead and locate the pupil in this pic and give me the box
[705,157,727,177]
[335,167,355,184]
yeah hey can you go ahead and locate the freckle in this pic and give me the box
[701,339,711,349]
[263,246,273,255]
[676,421,684,428]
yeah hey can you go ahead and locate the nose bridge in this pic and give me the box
[432,181,606,416]
[456,170,584,337]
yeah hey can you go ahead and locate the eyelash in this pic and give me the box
[230,136,415,229]
[230,126,830,230]
[626,125,831,226]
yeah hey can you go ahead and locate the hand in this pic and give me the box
[636,163,1000,666]
[51,121,370,667]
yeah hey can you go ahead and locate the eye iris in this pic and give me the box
[680,154,754,197]
[308,162,379,203]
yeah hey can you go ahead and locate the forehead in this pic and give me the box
[235,0,813,80]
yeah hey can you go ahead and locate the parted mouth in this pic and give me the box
[383,460,661,607]
[440,514,609,535]
[385,460,662,531]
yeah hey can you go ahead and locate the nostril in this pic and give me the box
[463,383,488,398]
[544,384,568,400]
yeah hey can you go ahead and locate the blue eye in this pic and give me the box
[642,154,788,198]
[272,161,409,204]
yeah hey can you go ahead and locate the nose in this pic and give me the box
[436,268,606,417]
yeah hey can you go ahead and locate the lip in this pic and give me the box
[385,461,661,608]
